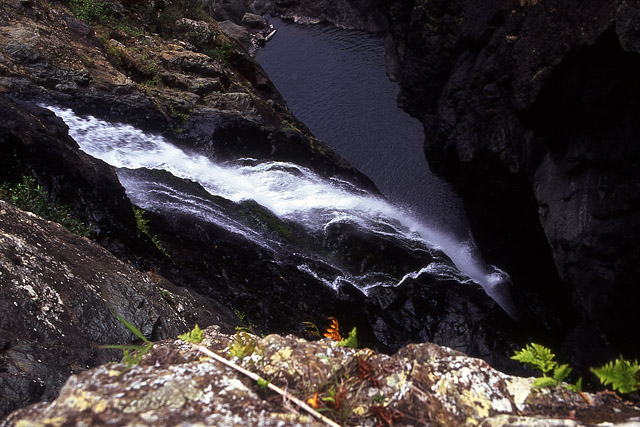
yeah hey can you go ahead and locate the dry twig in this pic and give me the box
[194,344,342,427]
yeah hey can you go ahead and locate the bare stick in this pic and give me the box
[194,344,342,427]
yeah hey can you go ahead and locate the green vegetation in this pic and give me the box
[228,331,258,359]
[0,176,94,237]
[257,378,270,390]
[336,327,358,349]
[281,119,300,132]
[513,342,640,395]
[166,104,189,132]
[372,393,384,404]
[101,310,154,372]
[179,324,204,344]
[133,206,169,257]
[204,43,232,65]
[511,343,581,391]
[591,358,640,394]
[68,0,108,23]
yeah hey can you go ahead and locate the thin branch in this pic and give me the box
[194,344,342,427]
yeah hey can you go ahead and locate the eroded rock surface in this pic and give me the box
[3,326,639,426]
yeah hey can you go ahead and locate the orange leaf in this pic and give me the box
[323,317,343,341]
[307,392,320,408]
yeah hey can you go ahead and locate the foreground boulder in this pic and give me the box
[0,200,239,418]
[2,326,639,426]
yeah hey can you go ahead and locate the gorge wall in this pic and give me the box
[383,0,640,365]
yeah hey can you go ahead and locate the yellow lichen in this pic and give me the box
[460,388,491,421]
[92,399,108,414]
[271,347,292,362]
[65,391,95,412]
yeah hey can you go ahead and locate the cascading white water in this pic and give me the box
[46,105,515,315]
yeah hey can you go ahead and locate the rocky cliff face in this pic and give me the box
[0,0,535,419]
[383,0,640,366]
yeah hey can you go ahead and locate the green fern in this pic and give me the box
[512,343,580,391]
[511,343,556,374]
[591,358,640,394]
[178,324,203,344]
[336,327,358,349]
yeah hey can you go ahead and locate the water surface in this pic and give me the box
[256,18,468,237]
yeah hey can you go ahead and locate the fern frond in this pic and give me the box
[533,376,557,389]
[591,358,640,394]
[553,363,572,383]
[337,327,358,349]
[323,317,343,342]
[511,343,556,374]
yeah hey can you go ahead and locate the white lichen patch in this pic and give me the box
[505,376,534,411]
[426,355,527,423]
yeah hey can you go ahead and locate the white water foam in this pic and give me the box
[46,105,515,314]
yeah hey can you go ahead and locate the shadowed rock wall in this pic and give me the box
[385,0,640,364]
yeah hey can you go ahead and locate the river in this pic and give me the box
[255,18,468,238]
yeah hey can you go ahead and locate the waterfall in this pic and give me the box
[45,105,516,316]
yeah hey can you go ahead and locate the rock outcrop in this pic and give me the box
[383,0,640,366]
[3,326,639,426]
[0,199,240,418]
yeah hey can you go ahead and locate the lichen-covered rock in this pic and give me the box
[2,327,639,426]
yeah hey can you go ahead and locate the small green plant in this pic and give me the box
[511,343,580,391]
[233,308,247,322]
[281,119,299,132]
[68,0,108,23]
[0,176,94,237]
[372,393,384,404]
[303,321,322,338]
[178,324,204,344]
[204,43,232,64]
[166,104,189,132]
[133,206,150,234]
[101,311,153,372]
[257,378,270,390]
[133,206,170,257]
[228,331,258,359]
[591,357,640,394]
[337,327,358,349]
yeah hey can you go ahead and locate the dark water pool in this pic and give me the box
[256,18,468,237]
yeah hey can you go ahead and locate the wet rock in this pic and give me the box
[176,108,378,191]
[3,327,639,426]
[116,167,522,372]
[0,200,239,419]
[0,95,152,261]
